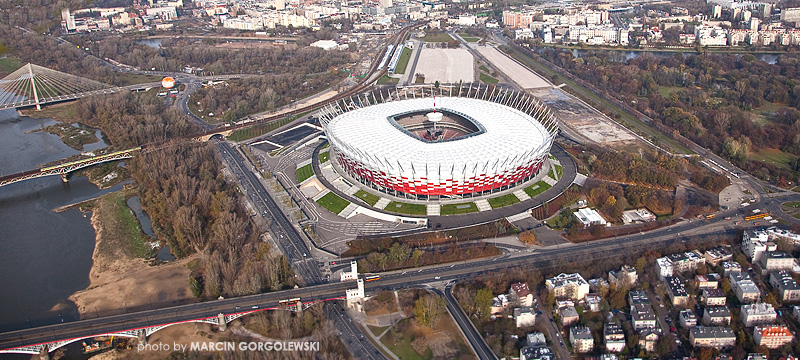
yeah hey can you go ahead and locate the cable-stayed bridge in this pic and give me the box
[0,63,160,110]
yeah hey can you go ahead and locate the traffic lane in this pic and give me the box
[440,285,496,360]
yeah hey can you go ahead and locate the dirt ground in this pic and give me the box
[69,211,198,319]
[415,48,475,84]
[475,45,551,89]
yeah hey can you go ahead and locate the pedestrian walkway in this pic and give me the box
[475,199,492,212]
[542,175,557,186]
[312,188,331,201]
[427,204,440,216]
[374,197,391,210]
[513,189,530,201]
[345,184,361,196]
[338,203,359,218]
[506,211,532,222]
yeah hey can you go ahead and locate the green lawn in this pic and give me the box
[479,72,499,84]
[461,36,481,42]
[440,202,479,215]
[554,164,563,179]
[354,190,380,206]
[377,74,399,84]
[393,47,413,74]
[749,148,798,170]
[487,193,520,209]
[316,192,350,215]
[318,151,330,163]
[657,86,684,98]
[0,56,25,74]
[479,65,491,73]
[421,32,453,42]
[296,164,314,183]
[386,201,427,215]
[783,201,800,208]
[524,180,552,198]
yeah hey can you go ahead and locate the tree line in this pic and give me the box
[535,48,800,184]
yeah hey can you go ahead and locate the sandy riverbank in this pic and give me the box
[69,208,198,318]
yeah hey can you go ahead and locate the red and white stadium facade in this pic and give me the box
[319,85,559,198]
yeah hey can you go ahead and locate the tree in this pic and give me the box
[475,288,493,320]
[414,294,445,327]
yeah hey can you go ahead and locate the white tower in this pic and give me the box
[341,260,358,281]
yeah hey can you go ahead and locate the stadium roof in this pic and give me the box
[325,97,551,169]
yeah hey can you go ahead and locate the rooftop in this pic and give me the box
[691,326,735,339]
[547,273,589,289]
[754,325,792,337]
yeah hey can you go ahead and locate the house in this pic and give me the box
[668,250,706,273]
[753,325,793,348]
[514,307,537,327]
[729,272,761,304]
[491,294,510,314]
[721,261,742,276]
[628,290,650,306]
[604,323,625,353]
[702,288,727,306]
[742,228,777,262]
[585,293,602,312]
[695,273,721,289]
[690,327,736,348]
[769,270,800,302]
[665,276,689,307]
[632,303,657,330]
[656,257,673,279]
[703,306,731,326]
[520,346,555,360]
[588,277,610,292]
[758,251,795,275]
[704,246,733,266]
[559,306,579,326]
[570,326,594,353]
[574,208,607,226]
[510,282,534,307]
[679,309,698,328]
[527,332,547,347]
[638,328,660,352]
[546,273,590,301]
[621,208,656,223]
[609,265,638,288]
[741,303,777,327]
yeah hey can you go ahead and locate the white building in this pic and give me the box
[341,260,358,282]
[604,323,625,352]
[570,326,594,353]
[621,208,656,224]
[574,208,607,226]
[310,39,347,51]
[769,270,800,302]
[754,325,794,348]
[609,265,637,287]
[514,307,537,327]
[741,303,777,327]
[546,273,590,300]
[730,272,760,304]
[510,282,534,307]
[742,228,777,262]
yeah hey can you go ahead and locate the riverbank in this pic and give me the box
[69,191,197,318]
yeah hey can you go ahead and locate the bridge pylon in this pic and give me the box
[38,346,49,360]
[0,63,115,111]
[217,313,227,332]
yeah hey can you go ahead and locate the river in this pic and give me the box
[0,109,123,332]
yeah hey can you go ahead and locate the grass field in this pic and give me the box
[479,72,499,84]
[524,180,552,198]
[386,201,427,215]
[458,33,481,42]
[378,74,399,84]
[114,73,164,86]
[0,56,25,74]
[554,164,563,179]
[92,191,152,260]
[421,33,453,42]
[316,192,350,215]
[394,47,413,74]
[504,47,694,155]
[479,65,491,73]
[488,193,520,209]
[354,190,380,206]
[228,115,299,142]
[296,164,314,183]
[318,151,330,163]
[440,202,479,215]
[657,86,684,98]
[749,148,798,170]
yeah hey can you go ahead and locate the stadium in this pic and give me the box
[318,85,559,200]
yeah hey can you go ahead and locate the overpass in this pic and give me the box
[0,147,141,187]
